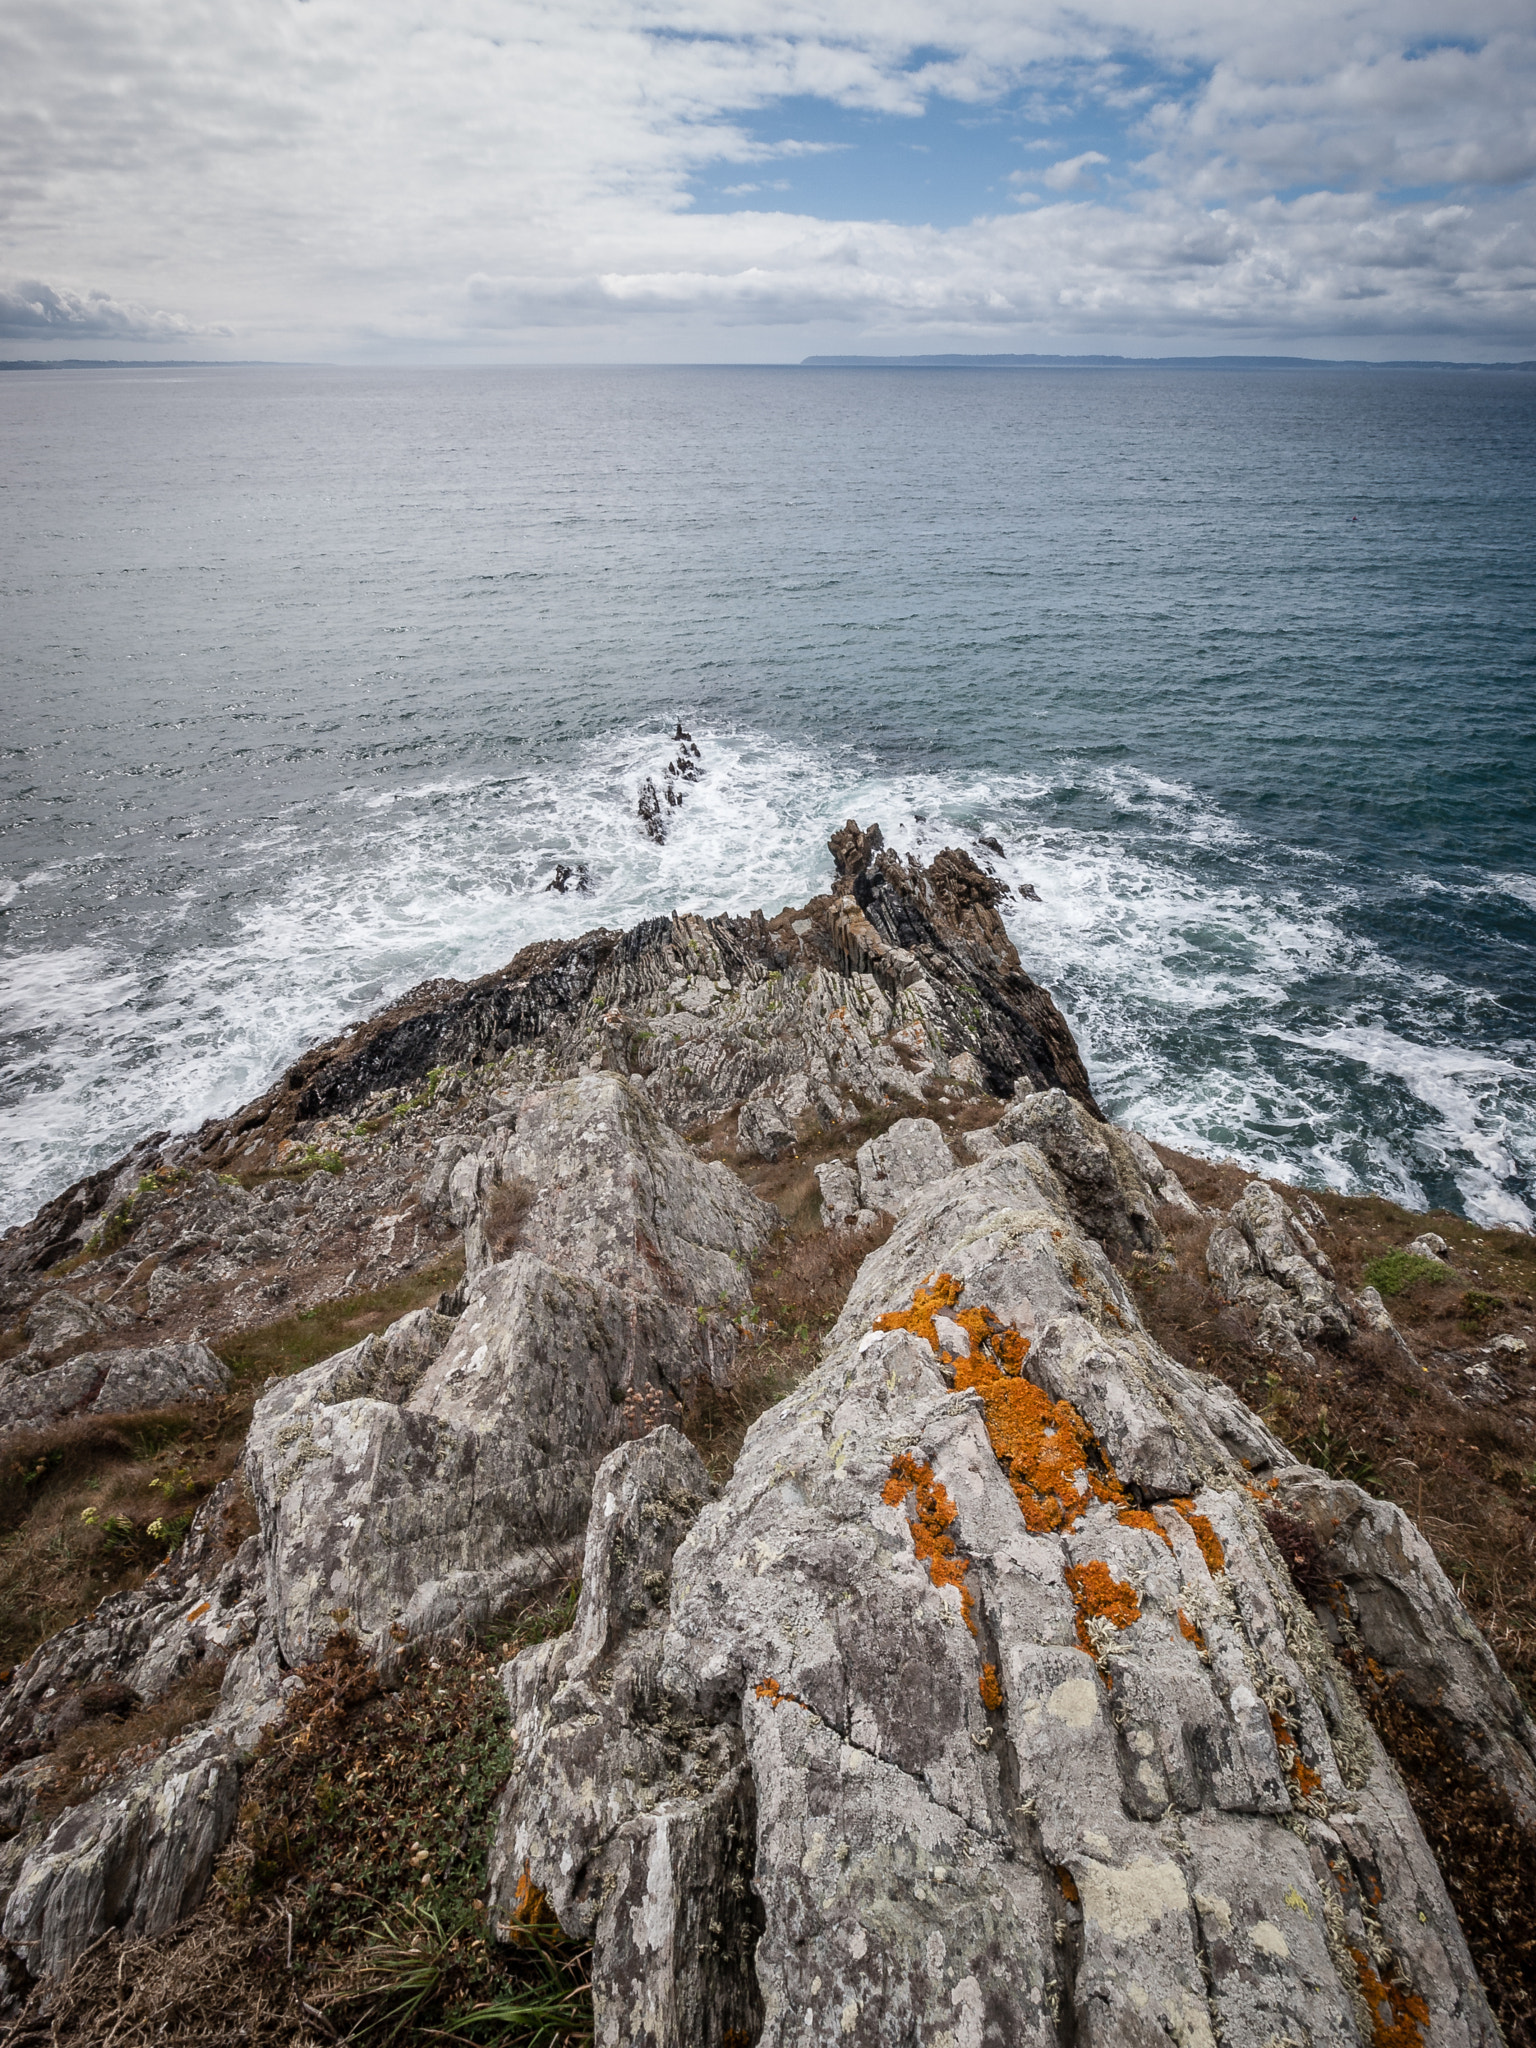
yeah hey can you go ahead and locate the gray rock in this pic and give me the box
[494,1137,1501,2048]
[998,1088,1164,1258]
[90,1340,228,1415]
[22,1293,115,1362]
[1119,1127,1199,1214]
[855,1116,954,1216]
[465,1073,774,1297]
[1206,1181,1353,1362]
[487,1430,761,2048]
[815,1160,875,1233]
[738,1095,796,1162]
[1406,1232,1450,1261]
[247,1074,773,1669]
[1271,1465,1536,1830]
[956,1125,1003,1162]
[0,1479,287,1981]
[0,1341,229,1444]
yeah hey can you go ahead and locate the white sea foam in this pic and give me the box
[2,726,1533,1233]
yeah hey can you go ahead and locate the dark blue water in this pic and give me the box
[3,364,1533,1228]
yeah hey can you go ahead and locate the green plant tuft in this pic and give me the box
[1362,1248,1447,1298]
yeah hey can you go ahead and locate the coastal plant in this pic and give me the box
[1362,1249,1447,1298]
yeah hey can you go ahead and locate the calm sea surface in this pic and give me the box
[2,363,1534,1229]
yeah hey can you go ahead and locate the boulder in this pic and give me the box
[738,1095,796,1162]
[494,1146,1507,2048]
[855,1116,954,1217]
[1206,1181,1354,1361]
[0,1341,229,1442]
[815,1160,874,1233]
[997,1089,1164,1259]
[247,1073,775,1668]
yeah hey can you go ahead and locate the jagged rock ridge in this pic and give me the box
[0,825,1531,2048]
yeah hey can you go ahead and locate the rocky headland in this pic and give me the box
[1,823,1533,2047]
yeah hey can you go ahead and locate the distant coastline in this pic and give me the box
[801,351,1536,371]
[0,358,274,371]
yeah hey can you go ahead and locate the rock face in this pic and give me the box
[854,1115,955,1216]
[1207,1182,1358,1361]
[0,1340,228,1442]
[246,1074,776,1670]
[0,1479,286,1980]
[493,1134,1520,2048]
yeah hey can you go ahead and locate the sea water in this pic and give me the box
[2,363,1533,1230]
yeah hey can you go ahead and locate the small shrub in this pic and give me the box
[1459,1288,1507,1329]
[1362,1249,1447,1298]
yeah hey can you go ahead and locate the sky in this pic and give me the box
[1,0,1533,362]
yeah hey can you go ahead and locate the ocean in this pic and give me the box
[2,362,1533,1231]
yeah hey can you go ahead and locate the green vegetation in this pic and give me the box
[216,1252,464,1384]
[1362,1248,1448,1297]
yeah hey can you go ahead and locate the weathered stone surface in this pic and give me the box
[738,1095,796,1162]
[815,1159,874,1233]
[854,1116,955,1217]
[0,1481,286,1984]
[998,1088,1165,1259]
[1270,1465,1536,1829]
[246,1073,773,1669]
[499,1143,1505,2048]
[1119,1127,1199,1214]
[1207,1181,1355,1362]
[488,1430,761,2048]
[462,1073,775,1297]
[0,1340,228,1441]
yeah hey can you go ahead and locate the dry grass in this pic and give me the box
[2,1593,590,2048]
[1130,1160,1536,1704]
[0,1253,464,1675]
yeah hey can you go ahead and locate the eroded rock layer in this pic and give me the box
[492,1135,1531,2048]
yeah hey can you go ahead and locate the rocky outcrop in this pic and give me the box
[854,1115,955,1216]
[487,1429,762,2048]
[0,1340,228,1442]
[494,1134,1519,2047]
[1207,1182,1359,1361]
[246,1073,775,1670]
[0,1480,286,1981]
[998,1088,1170,1260]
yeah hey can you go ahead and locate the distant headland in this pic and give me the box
[801,351,1536,371]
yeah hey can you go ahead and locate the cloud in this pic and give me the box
[0,277,216,342]
[1040,149,1109,190]
[0,0,1531,358]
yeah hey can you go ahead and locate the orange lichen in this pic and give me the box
[1065,1559,1141,1681]
[875,1272,1130,1536]
[754,1675,810,1712]
[1117,1509,1173,1549]
[509,1862,557,1930]
[1171,1499,1226,1575]
[1270,1709,1325,1806]
[1351,1950,1429,2048]
[1177,1608,1206,1653]
[979,1663,1004,1711]
[1056,1867,1080,1905]
[883,1452,977,1634]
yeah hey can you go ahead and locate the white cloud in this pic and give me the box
[0,0,1531,359]
[1040,149,1109,190]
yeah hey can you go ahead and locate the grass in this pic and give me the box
[1362,1248,1449,1297]
[0,1252,464,1675]
[8,1590,592,2048]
